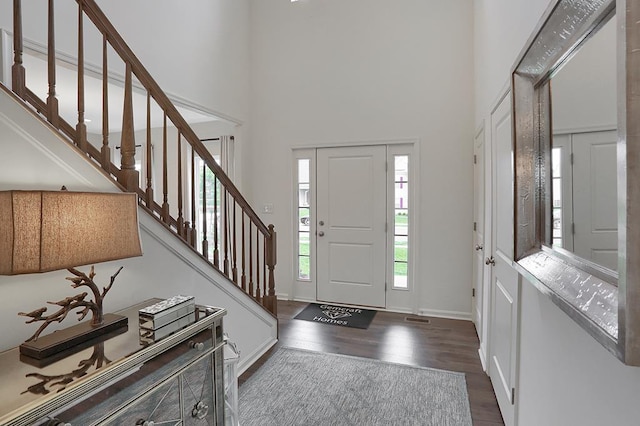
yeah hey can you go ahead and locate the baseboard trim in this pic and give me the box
[478,346,488,373]
[417,308,472,321]
[238,337,278,376]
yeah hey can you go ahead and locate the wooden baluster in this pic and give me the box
[241,212,247,291]
[12,0,25,97]
[263,235,268,307]
[249,222,254,298]
[265,224,277,315]
[232,200,238,284]
[46,0,59,127]
[119,63,138,191]
[161,113,170,223]
[76,0,88,152]
[256,227,261,302]
[189,148,197,247]
[213,175,220,268]
[177,133,184,236]
[145,92,153,207]
[101,36,110,171]
[223,188,230,276]
[201,163,208,259]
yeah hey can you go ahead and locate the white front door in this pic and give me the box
[316,145,387,308]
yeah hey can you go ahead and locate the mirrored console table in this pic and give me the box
[0,299,226,426]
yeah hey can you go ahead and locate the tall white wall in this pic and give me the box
[248,0,475,316]
[474,1,640,424]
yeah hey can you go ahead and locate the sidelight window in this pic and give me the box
[393,155,409,289]
[297,159,311,280]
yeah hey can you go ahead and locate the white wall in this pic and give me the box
[474,1,640,424]
[0,0,250,122]
[473,0,552,123]
[248,0,475,317]
[0,86,276,372]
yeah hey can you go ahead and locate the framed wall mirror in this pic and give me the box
[512,0,640,365]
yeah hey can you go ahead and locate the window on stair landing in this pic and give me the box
[297,158,311,281]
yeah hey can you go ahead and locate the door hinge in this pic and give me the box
[511,387,516,405]
[385,222,388,233]
[473,222,477,231]
[473,154,477,164]
[472,288,476,297]
[385,161,388,172]
[572,222,575,235]
[570,152,574,165]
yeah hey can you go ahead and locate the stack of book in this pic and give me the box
[138,295,196,344]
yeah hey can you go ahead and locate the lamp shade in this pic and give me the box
[0,190,142,275]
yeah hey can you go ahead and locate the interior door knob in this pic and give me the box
[319,221,325,226]
[475,244,484,251]
[318,231,325,237]
[485,256,495,266]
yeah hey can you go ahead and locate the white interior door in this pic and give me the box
[489,93,520,426]
[316,146,387,308]
[473,125,486,334]
[572,130,618,271]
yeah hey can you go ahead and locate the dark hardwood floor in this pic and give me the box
[240,300,504,426]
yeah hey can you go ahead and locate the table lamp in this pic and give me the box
[0,189,143,359]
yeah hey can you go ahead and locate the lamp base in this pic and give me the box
[19,314,128,360]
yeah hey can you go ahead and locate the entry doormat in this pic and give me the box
[294,303,376,329]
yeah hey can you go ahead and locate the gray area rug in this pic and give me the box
[238,347,473,426]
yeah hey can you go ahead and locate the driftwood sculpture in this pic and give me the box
[18,266,123,342]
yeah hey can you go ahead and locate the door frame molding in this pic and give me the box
[290,139,420,314]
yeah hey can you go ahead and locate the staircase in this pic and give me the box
[8,0,277,317]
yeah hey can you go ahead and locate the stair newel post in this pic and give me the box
[76,0,87,152]
[100,35,110,172]
[232,200,238,284]
[263,236,267,308]
[46,0,59,128]
[161,113,170,223]
[12,0,25,98]
[201,163,209,260]
[265,224,277,315]
[145,92,154,207]
[118,63,139,192]
[177,133,184,236]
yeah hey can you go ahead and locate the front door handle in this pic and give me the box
[485,256,495,266]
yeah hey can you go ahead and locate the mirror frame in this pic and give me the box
[512,0,640,365]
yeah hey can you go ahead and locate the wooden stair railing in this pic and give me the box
[10,0,277,316]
